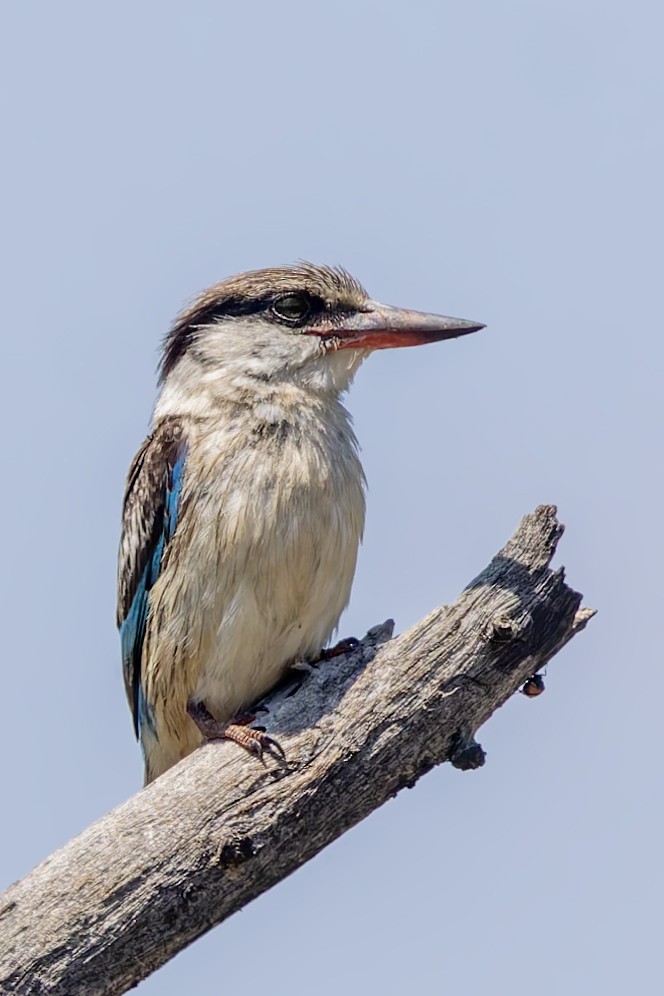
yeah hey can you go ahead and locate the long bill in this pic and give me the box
[324,302,485,350]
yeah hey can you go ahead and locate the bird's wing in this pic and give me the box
[117,417,188,739]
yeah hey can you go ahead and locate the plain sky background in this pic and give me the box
[1,1,661,993]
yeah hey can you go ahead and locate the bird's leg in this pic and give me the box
[313,636,360,663]
[187,699,285,760]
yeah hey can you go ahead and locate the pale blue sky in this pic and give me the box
[1,1,661,993]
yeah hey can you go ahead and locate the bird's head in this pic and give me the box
[157,263,484,410]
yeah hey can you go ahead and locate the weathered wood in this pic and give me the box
[0,505,594,995]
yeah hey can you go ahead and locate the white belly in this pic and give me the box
[175,410,366,720]
[194,502,361,717]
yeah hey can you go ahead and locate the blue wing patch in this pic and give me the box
[117,420,187,744]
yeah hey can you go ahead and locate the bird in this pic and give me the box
[117,263,484,784]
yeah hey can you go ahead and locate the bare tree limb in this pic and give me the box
[0,505,595,995]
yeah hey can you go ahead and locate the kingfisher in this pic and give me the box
[117,263,484,784]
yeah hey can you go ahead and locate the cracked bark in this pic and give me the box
[0,504,595,996]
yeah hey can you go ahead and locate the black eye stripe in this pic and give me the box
[180,293,327,323]
[161,291,334,381]
[210,295,273,318]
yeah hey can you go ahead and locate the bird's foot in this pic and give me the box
[313,636,360,663]
[187,699,285,761]
[222,721,286,760]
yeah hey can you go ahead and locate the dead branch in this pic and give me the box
[0,505,594,995]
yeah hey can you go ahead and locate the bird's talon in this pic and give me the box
[260,733,287,760]
[219,721,286,762]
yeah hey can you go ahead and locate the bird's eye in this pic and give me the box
[272,294,311,322]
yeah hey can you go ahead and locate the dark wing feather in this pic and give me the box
[117,417,188,739]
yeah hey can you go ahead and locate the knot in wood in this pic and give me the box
[450,729,487,771]
[488,612,531,643]
[450,738,486,771]
[216,837,256,867]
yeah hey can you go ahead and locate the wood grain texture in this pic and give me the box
[0,505,595,995]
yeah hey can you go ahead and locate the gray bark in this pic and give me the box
[0,504,595,995]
